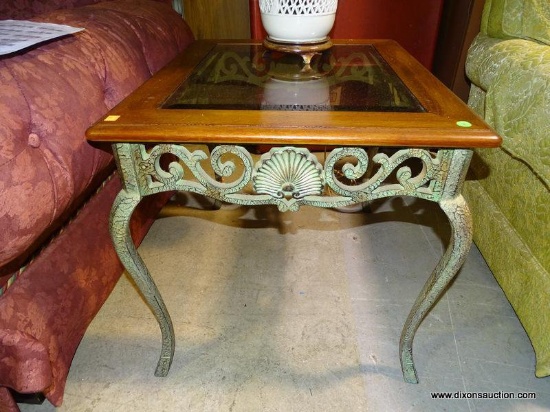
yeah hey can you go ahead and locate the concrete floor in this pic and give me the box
[20,195,550,411]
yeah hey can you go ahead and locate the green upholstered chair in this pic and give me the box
[464,0,550,378]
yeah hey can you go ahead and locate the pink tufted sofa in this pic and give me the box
[0,0,194,409]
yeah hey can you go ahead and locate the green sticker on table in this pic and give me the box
[456,120,472,128]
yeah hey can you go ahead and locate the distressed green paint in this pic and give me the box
[110,143,474,383]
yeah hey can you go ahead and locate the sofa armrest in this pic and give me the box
[466,33,550,186]
[480,0,550,45]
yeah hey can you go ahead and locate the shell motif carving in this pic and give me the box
[253,147,324,199]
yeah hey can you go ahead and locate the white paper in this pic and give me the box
[0,20,84,55]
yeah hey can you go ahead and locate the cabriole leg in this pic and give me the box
[399,195,473,383]
[109,190,175,377]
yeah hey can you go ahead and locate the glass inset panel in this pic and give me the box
[162,44,424,112]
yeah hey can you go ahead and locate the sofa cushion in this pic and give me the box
[466,34,550,188]
[0,0,101,19]
[0,45,113,271]
[481,0,550,45]
[0,0,193,271]
[0,0,172,19]
[86,0,191,75]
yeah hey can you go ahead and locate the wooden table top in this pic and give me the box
[86,39,501,149]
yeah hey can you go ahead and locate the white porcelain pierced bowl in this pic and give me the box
[259,0,338,44]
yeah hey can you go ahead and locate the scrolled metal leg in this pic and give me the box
[110,190,175,377]
[399,195,472,383]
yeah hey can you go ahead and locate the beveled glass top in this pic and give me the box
[162,44,425,113]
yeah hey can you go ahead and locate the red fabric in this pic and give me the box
[0,35,114,272]
[0,0,103,19]
[0,0,193,272]
[0,177,173,407]
[0,1,194,409]
[87,0,193,75]
[0,0,172,19]
[0,331,52,393]
[0,387,19,412]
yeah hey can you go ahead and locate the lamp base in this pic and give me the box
[263,37,333,65]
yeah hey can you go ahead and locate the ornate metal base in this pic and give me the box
[110,143,473,383]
